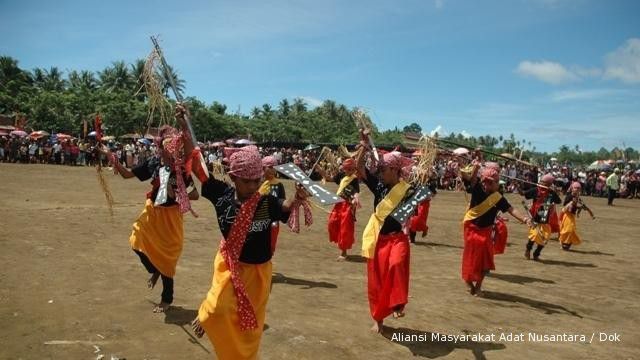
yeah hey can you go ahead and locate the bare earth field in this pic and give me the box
[1,163,639,360]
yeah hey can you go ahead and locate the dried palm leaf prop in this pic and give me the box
[141,45,174,129]
[351,108,378,167]
[317,147,340,178]
[408,135,438,186]
[337,144,352,159]
[140,36,208,216]
[94,114,115,216]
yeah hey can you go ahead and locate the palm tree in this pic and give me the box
[292,98,307,114]
[99,61,132,92]
[278,98,290,117]
[131,59,146,98]
[43,67,66,91]
[160,64,185,98]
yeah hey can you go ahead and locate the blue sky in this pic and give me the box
[1,0,639,152]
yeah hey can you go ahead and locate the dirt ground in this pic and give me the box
[1,163,639,360]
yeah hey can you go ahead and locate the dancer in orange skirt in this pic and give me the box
[100,124,199,313]
[460,162,532,297]
[559,181,595,250]
[522,174,562,260]
[174,107,310,358]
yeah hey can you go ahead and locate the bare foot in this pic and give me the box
[421,230,428,238]
[473,287,484,297]
[153,302,170,313]
[336,255,347,261]
[191,318,205,338]
[148,272,160,289]
[466,282,476,295]
[370,321,383,333]
[393,310,405,318]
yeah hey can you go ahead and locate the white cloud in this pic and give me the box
[299,96,323,108]
[550,88,621,102]
[429,125,447,137]
[515,60,579,84]
[460,130,472,138]
[434,0,444,9]
[604,38,640,84]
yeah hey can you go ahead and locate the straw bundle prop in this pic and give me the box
[93,114,115,216]
[140,49,175,130]
[317,146,340,178]
[408,135,438,186]
[96,165,115,216]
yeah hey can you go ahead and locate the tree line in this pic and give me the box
[0,55,637,165]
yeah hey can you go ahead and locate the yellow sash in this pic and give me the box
[463,192,502,223]
[337,174,357,197]
[258,179,280,196]
[361,180,410,259]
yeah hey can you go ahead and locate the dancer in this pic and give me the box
[359,150,414,333]
[175,108,310,358]
[459,161,532,297]
[316,158,361,260]
[559,181,595,250]
[100,124,198,313]
[522,174,562,261]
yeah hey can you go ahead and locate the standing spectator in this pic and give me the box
[28,141,38,163]
[606,169,621,206]
[70,140,79,166]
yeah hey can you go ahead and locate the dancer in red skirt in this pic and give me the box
[460,162,532,297]
[360,151,415,333]
[408,182,436,243]
[316,158,360,260]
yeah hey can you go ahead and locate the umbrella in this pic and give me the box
[636,169,640,175]
[211,141,226,147]
[10,130,28,137]
[144,133,155,140]
[120,133,141,139]
[225,138,236,145]
[101,135,115,141]
[550,157,558,162]
[453,147,469,155]
[87,131,97,137]
[137,138,151,145]
[235,139,255,145]
[0,130,9,136]
[56,133,72,140]
[616,159,625,164]
[29,130,50,139]
[304,144,319,151]
[587,160,611,171]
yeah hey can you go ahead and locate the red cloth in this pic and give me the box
[549,211,560,233]
[409,200,430,233]
[328,201,355,251]
[462,222,495,282]
[270,223,280,256]
[492,218,508,255]
[367,232,410,322]
[220,192,261,331]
